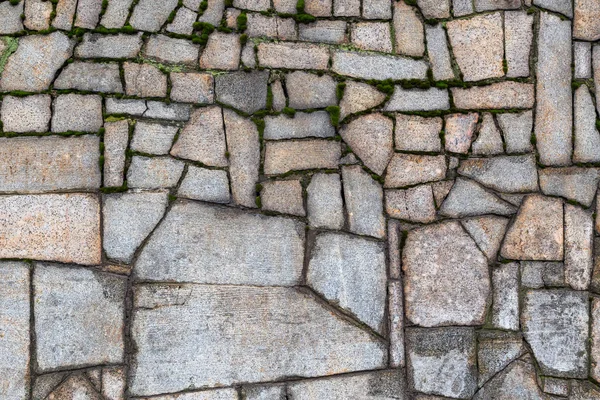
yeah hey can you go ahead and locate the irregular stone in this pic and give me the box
[274,0,296,13]
[543,377,569,397]
[0,262,30,400]
[362,0,390,18]
[215,70,269,114]
[305,0,332,16]
[384,87,450,111]
[425,24,455,80]
[385,154,447,188]
[47,374,103,400]
[75,33,143,59]
[574,41,592,78]
[257,42,330,70]
[332,50,428,80]
[539,167,599,207]
[103,120,129,187]
[535,12,572,166]
[34,263,125,371]
[342,165,385,238]
[395,114,442,152]
[223,110,260,208]
[246,13,277,38]
[171,106,227,167]
[298,20,347,44]
[200,32,241,70]
[197,0,225,25]
[475,0,520,11]
[124,62,167,98]
[129,0,178,31]
[431,180,453,208]
[451,82,535,109]
[440,178,516,218]
[444,112,478,154]
[477,331,525,385]
[286,71,336,109]
[261,180,305,216]
[166,7,197,34]
[307,173,344,230]
[241,43,256,68]
[0,32,73,92]
[1,94,50,133]
[575,0,600,40]
[74,0,103,28]
[497,111,533,154]
[453,0,473,15]
[521,261,557,289]
[505,11,533,77]
[126,156,185,189]
[542,262,566,287]
[592,298,600,382]
[385,185,436,223]
[144,101,191,121]
[234,0,269,11]
[522,289,589,378]
[101,367,126,400]
[32,372,70,400]
[461,216,509,261]
[417,0,450,18]
[264,140,341,175]
[52,94,103,133]
[264,112,334,140]
[393,1,424,57]
[130,284,386,396]
[243,385,286,400]
[351,22,392,53]
[571,381,600,399]
[0,2,23,34]
[458,154,538,193]
[340,113,393,175]
[474,359,549,399]
[105,98,147,116]
[533,0,573,17]
[564,204,593,290]
[446,13,504,81]
[54,61,123,93]
[491,263,519,330]
[24,0,52,30]
[144,34,199,65]
[141,389,239,400]
[339,81,385,120]
[403,221,490,327]
[100,0,133,28]
[170,72,213,104]
[389,280,404,367]
[406,327,477,398]
[178,166,230,204]
[574,85,600,163]
[131,121,177,155]
[472,113,504,155]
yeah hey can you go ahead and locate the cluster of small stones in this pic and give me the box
[3,0,600,399]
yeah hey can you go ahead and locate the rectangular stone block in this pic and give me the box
[257,42,330,70]
[332,50,428,80]
[264,140,341,175]
[451,82,535,110]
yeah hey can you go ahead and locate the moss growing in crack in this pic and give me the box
[404,0,417,5]
[0,37,18,75]
[240,33,248,45]
[374,79,394,95]
[121,24,136,34]
[168,194,178,202]
[336,82,346,102]
[224,0,233,6]
[266,85,274,110]
[237,12,247,32]
[294,13,316,23]
[435,81,448,89]
[198,0,208,14]
[296,0,305,12]
[100,183,128,193]
[282,107,296,117]
[9,0,20,5]
[572,81,584,90]
[400,79,431,90]
[326,105,340,127]
[530,132,537,146]
[255,196,262,208]
[502,59,508,74]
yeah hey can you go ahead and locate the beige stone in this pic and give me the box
[264,140,341,175]
[452,82,534,110]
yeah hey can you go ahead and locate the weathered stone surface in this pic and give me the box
[575,41,592,79]
[0,1,24,34]
[447,13,504,81]
[393,1,424,57]
[417,0,450,18]
[505,11,533,78]
[200,32,241,70]
[432,180,454,208]
[52,94,103,133]
[477,331,525,386]
[522,289,589,378]
[332,50,428,80]
[543,377,569,397]
[535,12,573,166]
[491,263,519,331]
[130,0,177,31]
[539,167,600,207]
[144,34,199,65]
[131,121,178,155]
[307,173,344,229]
[440,178,516,218]
[574,85,600,163]
[130,284,386,395]
[474,0,520,11]
[105,98,147,116]
[102,367,126,400]
[384,87,450,111]
[458,154,538,193]
[461,216,509,261]
[215,71,268,114]
[166,7,197,35]
[299,20,347,44]
[141,388,239,400]
[407,327,477,398]
[34,263,125,371]
[425,24,455,81]
[1,94,50,133]
[127,156,185,189]
[351,22,392,53]
[403,222,490,327]
[574,0,600,40]
[103,191,168,263]
[55,61,123,93]
[258,42,329,70]
[342,165,385,238]
[0,262,30,400]
[234,0,269,11]
[339,82,386,120]
[0,32,73,92]
[444,113,478,154]
[395,114,442,152]
[264,140,341,175]
[451,82,535,110]
[74,0,103,28]
[385,154,447,188]
[472,113,504,155]
[389,280,404,367]
[75,33,143,59]
[24,0,52,31]
[124,62,167,98]
[100,0,133,28]
[197,0,225,25]
[521,261,566,289]
[47,374,103,400]
[564,204,594,291]
[474,359,549,399]
[533,0,572,17]
[571,381,600,399]
[497,111,533,154]
[592,298,600,382]
[261,180,305,216]
[178,166,230,204]
[386,185,436,223]
[264,112,334,140]
[340,113,393,175]
[103,120,129,188]
[145,101,191,121]
[453,0,473,15]
[286,71,336,109]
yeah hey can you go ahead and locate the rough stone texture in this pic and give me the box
[178,166,231,204]
[491,263,519,331]
[54,61,123,93]
[393,1,424,57]
[417,0,450,18]
[472,113,504,155]
[534,0,573,17]
[0,1,24,34]
[215,71,268,114]
[451,82,535,109]
[461,216,509,261]
[100,0,133,28]
[288,371,405,399]
[131,121,178,155]
[74,0,103,28]
[261,180,305,216]
[127,156,185,189]
[575,0,600,40]
[395,114,442,152]
[575,41,592,79]
[351,22,392,53]
[264,112,334,140]
[103,120,129,188]
[458,154,538,193]
[592,298,600,382]
[505,11,533,77]
[75,33,143,59]
[477,331,525,386]
[24,0,52,31]
[166,7,197,35]
[200,33,241,71]
[307,173,344,229]
[340,113,393,175]
[403,221,490,327]
[51,94,103,133]
[342,165,386,239]
[539,167,600,207]
[426,24,455,81]
[1,94,50,133]
[144,35,199,65]
[439,178,516,218]
[384,87,450,111]
[124,62,168,98]
[332,50,428,81]
[385,154,447,188]
[258,42,330,70]
[564,204,594,291]
[299,20,346,44]
[129,0,178,32]
[286,71,336,109]
[264,140,341,175]
[339,82,387,120]
[574,85,600,163]
[474,359,549,399]
[444,113,478,154]
[497,111,533,154]
[386,185,436,223]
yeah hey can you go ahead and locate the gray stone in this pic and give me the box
[403,221,490,327]
[257,42,330,70]
[33,372,70,400]
[543,377,569,397]
[491,263,520,330]
[384,87,450,111]
[431,180,453,208]
[0,136,100,193]
[166,7,197,35]
[178,166,230,204]
[102,367,126,400]
[0,1,23,34]
[1,94,50,133]
[105,98,147,116]
[458,154,538,193]
[332,50,428,80]
[299,20,347,44]
[305,0,332,16]
[215,71,268,114]
[144,34,199,65]
[199,32,241,70]
[143,389,239,400]
[0,262,30,400]
[54,61,123,93]
[571,381,600,399]
[74,0,103,28]
[451,82,535,110]
[145,101,191,121]
[393,1,424,57]
[223,110,260,208]
[521,261,565,289]
[100,0,133,28]
[246,13,277,38]
[574,85,600,163]
[497,111,534,154]
[522,289,589,378]
[130,0,178,31]
[243,385,286,400]
[385,185,436,223]
[535,12,572,166]
[533,0,573,17]
[453,0,473,16]
[75,33,143,59]
[444,112,478,154]
[131,121,178,155]
[342,165,386,239]
[264,112,334,140]
[261,180,305,216]
[46,374,103,400]
[103,120,129,188]
[592,298,600,382]
[170,72,214,104]
[103,191,168,263]
[407,327,477,398]
[564,204,593,291]
[0,32,73,92]
[286,71,336,109]
[127,156,185,189]
[171,106,228,166]
[388,221,401,279]
[130,284,386,396]
[385,154,447,188]
[264,140,341,175]
[124,62,167,98]
[288,371,405,399]
[477,331,525,386]
[474,359,549,399]
[539,167,600,207]
[395,114,442,152]
[197,0,225,25]
[440,178,516,218]
[34,263,125,371]
[475,0,520,11]
[24,0,52,30]
[241,43,256,68]
[461,216,509,261]
[505,11,533,78]
[472,113,504,155]
[307,173,344,229]
[351,22,392,53]
[501,195,563,261]
[425,24,455,80]
[51,94,103,133]
[417,0,450,18]
[340,113,393,175]
[574,0,600,40]
[274,0,296,13]
[362,0,391,18]
[574,41,592,78]
[234,0,270,10]
[339,81,386,120]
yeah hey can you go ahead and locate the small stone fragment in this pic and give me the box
[257,42,330,70]
[451,82,535,110]
[215,71,268,114]
[472,113,504,155]
[342,165,386,238]
[574,0,600,40]
[339,81,386,120]
[170,72,214,104]
[425,24,455,81]
[461,216,509,261]
[127,156,185,189]
[491,263,519,331]
[24,0,52,30]
[261,180,305,216]
[54,61,123,93]
[475,0,520,11]
[100,0,133,28]
[286,71,336,109]
[102,367,126,400]
[129,0,178,31]
[124,62,167,98]
[389,280,404,367]
[474,359,549,399]
[393,1,424,57]
[307,173,344,230]
[144,101,191,121]
[264,112,335,140]
[384,87,450,111]
[264,140,341,175]
[144,34,199,65]
[453,0,473,15]
[340,113,393,175]
[539,167,600,207]
[497,111,533,154]
[440,178,516,218]
[178,166,230,204]
[104,120,129,187]
[395,114,442,152]
[543,377,569,397]
[458,154,538,193]
[47,374,103,400]
[385,185,436,223]
[298,20,347,44]
[505,11,533,78]
[575,41,592,78]
[417,0,450,18]
[477,331,525,386]
[444,113,478,154]
[385,154,447,188]
[0,1,24,34]
[431,180,454,208]
[574,85,600,163]
[564,204,593,291]
[351,22,392,53]
[332,50,428,81]
[167,7,197,35]
[200,32,241,70]
[74,0,103,28]
[305,0,332,16]
[75,33,143,59]
[533,0,573,17]
[1,94,50,133]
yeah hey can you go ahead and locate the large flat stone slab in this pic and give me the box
[130,284,387,396]
[135,201,305,286]
[332,50,428,80]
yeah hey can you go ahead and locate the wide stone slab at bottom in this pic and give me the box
[130,284,387,396]
[0,193,101,265]
[135,200,305,286]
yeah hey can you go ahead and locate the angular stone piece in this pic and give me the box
[24,0,52,31]
[74,0,103,28]
[126,156,185,189]
[451,82,535,110]
[197,0,225,25]
[497,111,533,154]
[505,11,533,78]
[472,113,504,155]
[564,204,593,291]
[105,98,146,116]
[166,7,197,35]
[574,0,600,41]
[425,24,455,80]
[522,289,589,378]
[407,327,477,398]
[178,166,230,204]
[288,371,405,399]
[234,0,269,11]
[170,73,214,105]
[124,62,167,98]
[332,50,428,80]
[103,120,129,188]
[100,0,133,28]
[47,374,103,400]
[453,0,473,15]
[264,112,334,140]
[215,71,268,114]
[417,0,450,18]
[131,121,178,155]
[0,2,24,34]
[461,216,509,261]
[129,0,178,31]
[491,263,519,331]
[145,101,191,121]
[539,167,600,207]
[474,359,549,399]
[304,0,332,15]
[389,280,404,367]
[395,114,442,152]
[592,298,600,382]
[574,85,600,163]
[102,367,126,400]
[299,20,347,44]
[571,381,600,399]
[543,377,569,397]
[131,284,386,396]
[575,41,592,79]
[307,173,344,230]
[342,165,386,239]
[403,221,490,327]
[1,94,50,133]
[286,71,336,109]
[340,113,393,175]
[52,94,103,133]
[477,331,525,386]
[393,1,424,57]
[54,61,123,93]
[385,185,436,223]
[458,154,538,193]
[533,0,573,17]
[475,0,520,11]
[200,32,241,70]
[385,154,447,188]
[257,42,330,70]
[440,178,516,218]
[444,113,478,154]
[535,12,572,166]
[144,34,199,65]
[339,81,385,120]
[384,87,450,111]
[264,140,341,175]
[103,191,169,263]
[0,32,73,92]
[351,22,392,53]
[261,180,305,216]
[75,33,143,59]
[34,263,125,371]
